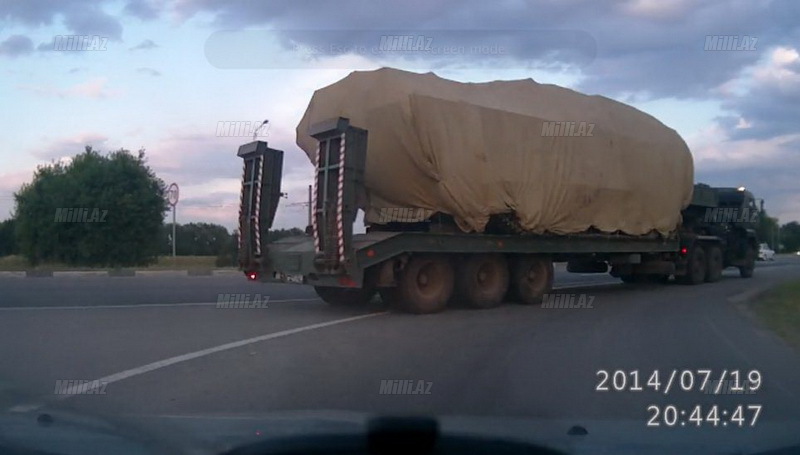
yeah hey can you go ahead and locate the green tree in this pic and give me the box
[780,221,800,253]
[161,222,231,256]
[14,146,168,267]
[216,229,239,267]
[178,222,230,255]
[0,218,17,256]
[265,227,304,242]
[756,210,780,251]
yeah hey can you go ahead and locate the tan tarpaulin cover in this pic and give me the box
[296,68,694,236]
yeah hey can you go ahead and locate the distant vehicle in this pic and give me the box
[758,243,775,261]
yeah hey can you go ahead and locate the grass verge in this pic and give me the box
[0,255,230,271]
[750,280,800,349]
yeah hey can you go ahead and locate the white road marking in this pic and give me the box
[553,281,621,290]
[7,404,41,413]
[0,298,320,311]
[7,311,387,412]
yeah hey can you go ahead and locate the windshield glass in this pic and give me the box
[1,2,799,454]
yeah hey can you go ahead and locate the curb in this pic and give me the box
[0,269,239,278]
[0,272,25,278]
[212,269,242,276]
[134,270,189,277]
[188,269,213,276]
[52,271,109,278]
[25,270,53,278]
[727,286,770,304]
[108,269,136,277]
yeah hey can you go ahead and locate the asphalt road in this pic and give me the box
[0,258,799,451]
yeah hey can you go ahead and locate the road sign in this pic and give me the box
[167,183,179,206]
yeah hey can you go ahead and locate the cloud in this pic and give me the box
[619,0,696,21]
[178,0,796,95]
[129,39,158,51]
[0,169,36,219]
[30,133,111,161]
[136,67,162,76]
[0,35,34,57]
[0,1,122,40]
[716,46,800,140]
[123,0,161,20]
[18,77,120,99]
[687,123,800,223]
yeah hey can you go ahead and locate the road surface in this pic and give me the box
[0,258,799,451]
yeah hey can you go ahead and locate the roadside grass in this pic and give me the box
[0,255,229,271]
[751,280,800,349]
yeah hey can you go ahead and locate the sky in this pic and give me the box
[0,0,798,232]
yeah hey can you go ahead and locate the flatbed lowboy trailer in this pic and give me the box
[237,118,758,313]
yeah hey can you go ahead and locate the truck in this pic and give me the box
[236,117,760,314]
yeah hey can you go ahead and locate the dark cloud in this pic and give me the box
[0,0,122,40]
[36,41,54,52]
[0,35,34,57]
[123,0,161,20]
[129,39,158,51]
[181,0,795,95]
[717,47,800,140]
[62,5,123,41]
[136,67,161,76]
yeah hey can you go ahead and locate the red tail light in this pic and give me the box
[247,272,258,281]
[680,247,688,256]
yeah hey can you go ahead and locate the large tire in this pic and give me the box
[739,245,756,278]
[677,245,707,285]
[512,256,554,305]
[454,254,509,309]
[706,245,724,282]
[393,254,454,314]
[314,286,375,306]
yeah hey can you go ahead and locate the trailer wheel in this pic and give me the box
[739,245,756,278]
[706,245,724,282]
[455,254,509,309]
[314,286,375,306]
[677,245,707,285]
[513,256,554,305]
[393,254,454,314]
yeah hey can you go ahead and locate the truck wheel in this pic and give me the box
[677,245,707,285]
[394,254,454,314]
[455,254,509,309]
[706,245,724,282]
[513,256,554,305]
[314,286,375,306]
[739,245,756,278]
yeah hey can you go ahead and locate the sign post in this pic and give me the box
[167,183,179,258]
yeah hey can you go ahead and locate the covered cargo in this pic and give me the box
[296,67,694,236]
